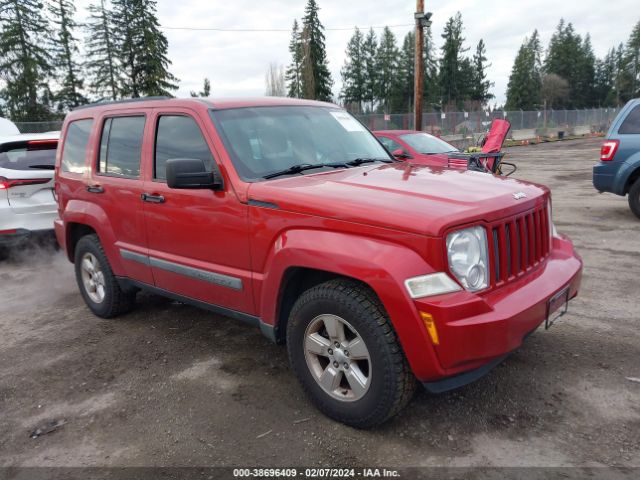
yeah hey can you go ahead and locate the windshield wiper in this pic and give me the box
[346,157,396,166]
[263,162,348,180]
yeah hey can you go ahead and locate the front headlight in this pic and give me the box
[446,226,489,292]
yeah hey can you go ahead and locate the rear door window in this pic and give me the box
[154,115,214,180]
[619,105,640,134]
[61,119,93,173]
[98,116,146,178]
[0,140,57,171]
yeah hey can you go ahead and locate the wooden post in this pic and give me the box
[414,0,424,131]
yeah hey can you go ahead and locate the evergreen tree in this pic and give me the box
[340,27,365,112]
[393,31,414,113]
[594,49,617,107]
[439,12,469,109]
[614,42,634,105]
[285,20,303,98]
[112,0,178,97]
[391,27,439,113]
[625,20,640,98]
[575,34,596,108]
[376,27,398,112]
[470,39,494,107]
[85,0,120,100]
[300,26,315,99]
[544,20,591,108]
[0,0,54,120]
[190,78,211,97]
[423,26,440,109]
[458,57,475,107]
[505,31,543,110]
[49,0,87,110]
[300,0,332,101]
[362,28,378,112]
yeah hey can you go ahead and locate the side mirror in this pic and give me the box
[392,148,412,160]
[165,158,222,190]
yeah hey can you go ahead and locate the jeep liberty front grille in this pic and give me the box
[489,204,551,287]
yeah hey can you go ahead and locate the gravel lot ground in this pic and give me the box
[0,137,638,470]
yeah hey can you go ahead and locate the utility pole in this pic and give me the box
[414,3,432,131]
[414,1,424,131]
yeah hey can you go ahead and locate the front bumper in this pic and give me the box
[411,234,582,382]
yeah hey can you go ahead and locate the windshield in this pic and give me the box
[399,133,457,154]
[210,106,391,181]
[0,140,58,170]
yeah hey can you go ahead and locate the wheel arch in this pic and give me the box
[65,223,97,262]
[257,229,442,379]
[60,200,122,272]
[273,267,371,344]
[624,163,640,194]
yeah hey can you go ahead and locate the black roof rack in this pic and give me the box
[72,96,171,111]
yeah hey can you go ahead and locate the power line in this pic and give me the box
[160,24,413,33]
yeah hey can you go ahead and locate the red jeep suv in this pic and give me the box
[54,97,582,427]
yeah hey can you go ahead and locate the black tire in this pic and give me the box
[286,279,416,428]
[74,234,136,318]
[628,179,640,220]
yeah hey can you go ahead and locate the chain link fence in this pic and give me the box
[14,120,64,134]
[356,108,620,148]
[12,108,620,149]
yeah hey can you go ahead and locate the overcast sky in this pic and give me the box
[77,0,639,106]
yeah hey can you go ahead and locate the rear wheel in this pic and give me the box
[74,234,136,318]
[286,279,416,428]
[628,180,640,219]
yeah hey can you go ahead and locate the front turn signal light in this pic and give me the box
[420,312,439,345]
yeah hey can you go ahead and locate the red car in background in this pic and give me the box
[376,120,512,174]
[374,130,459,167]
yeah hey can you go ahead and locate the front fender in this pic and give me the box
[256,229,443,379]
[61,199,125,275]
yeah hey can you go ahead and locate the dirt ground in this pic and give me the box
[0,137,638,470]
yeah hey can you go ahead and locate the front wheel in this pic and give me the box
[628,179,640,219]
[286,279,416,428]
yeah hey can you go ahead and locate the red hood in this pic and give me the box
[247,163,548,236]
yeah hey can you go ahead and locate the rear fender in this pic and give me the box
[257,229,443,379]
[61,200,124,274]
[616,153,640,194]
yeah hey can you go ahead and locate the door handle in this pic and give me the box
[86,185,104,194]
[141,193,165,204]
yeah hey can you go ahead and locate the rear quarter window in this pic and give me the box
[61,119,94,174]
[619,105,640,134]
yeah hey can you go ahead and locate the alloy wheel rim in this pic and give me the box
[303,314,372,402]
[80,252,106,304]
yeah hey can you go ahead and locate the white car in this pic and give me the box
[0,131,60,256]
